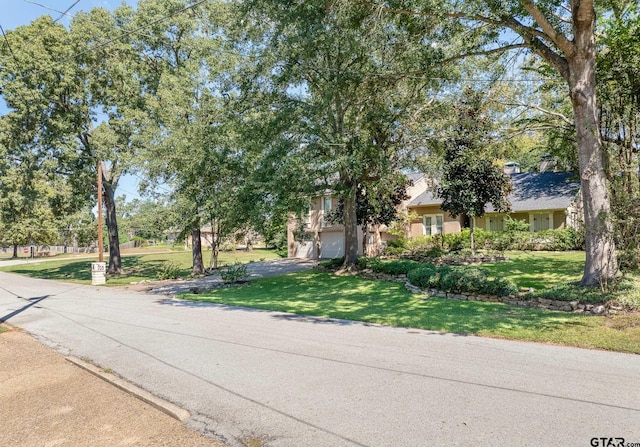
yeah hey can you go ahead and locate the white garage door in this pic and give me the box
[320,232,344,259]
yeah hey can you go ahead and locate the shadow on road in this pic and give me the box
[0,295,50,323]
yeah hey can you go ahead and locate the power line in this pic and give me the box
[0,23,18,63]
[23,0,78,20]
[53,0,82,24]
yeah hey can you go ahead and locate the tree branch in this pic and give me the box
[500,101,574,126]
[519,0,575,57]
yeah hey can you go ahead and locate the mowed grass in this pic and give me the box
[181,270,640,354]
[476,251,585,290]
[0,248,280,286]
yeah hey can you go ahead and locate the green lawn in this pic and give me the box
[480,251,585,290]
[0,248,280,286]
[180,270,640,354]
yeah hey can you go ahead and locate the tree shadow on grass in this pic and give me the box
[479,253,584,289]
[174,270,594,337]
[0,256,190,284]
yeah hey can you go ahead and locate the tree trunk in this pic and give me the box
[341,185,359,271]
[362,225,368,258]
[210,230,219,270]
[470,216,475,255]
[569,12,618,286]
[12,243,17,259]
[103,182,123,274]
[192,228,205,275]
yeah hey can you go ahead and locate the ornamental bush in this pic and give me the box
[371,259,421,275]
[454,267,489,294]
[406,264,518,297]
[484,277,520,296]
[319,257,345,270]
[156,262,183,280]
[220,263,249,284]
[407,265,438,288]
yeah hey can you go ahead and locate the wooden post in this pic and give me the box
[97,161,104,263]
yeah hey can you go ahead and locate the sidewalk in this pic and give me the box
[0,325,226,447]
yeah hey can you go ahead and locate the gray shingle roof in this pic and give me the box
[409,189,441,206]
[405,172,425,184]
[502,172,580,212]
[409,172,580,212]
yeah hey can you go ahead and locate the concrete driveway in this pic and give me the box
[1,271,639,447]
[144,258,317,296]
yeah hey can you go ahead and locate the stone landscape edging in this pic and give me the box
[357,269,620,316]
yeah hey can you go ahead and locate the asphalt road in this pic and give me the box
[1,270,639,447]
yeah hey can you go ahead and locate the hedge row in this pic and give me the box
[407,265,519,297]
[385,227,583,259]
[358,257,519,297]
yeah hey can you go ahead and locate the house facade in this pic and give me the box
[407,171,581,236]
[288,167,582,259]
[288,194,366,259]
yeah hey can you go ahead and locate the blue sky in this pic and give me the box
[2,0,126,31]
[2,0,143,202]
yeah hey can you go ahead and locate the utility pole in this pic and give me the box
[97,161,104,262]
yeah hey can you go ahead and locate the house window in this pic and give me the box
[322,196,332,227]
[531,213,552,232]
[487,216,504,232]
[423,215,443,236]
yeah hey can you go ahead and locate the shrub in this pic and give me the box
[442,232,467,251]
[371,259,421,275]
[504,217,530,232]
[387,237,409,250]
[357,257,381,270]
[455,267,489,294]
[618,248,640,272]
[383,245,406,256]
[319,257,345,270]
[485,278,520,296]
[406,235,433,253]
[156,262,183,280]
[526,282,606,303]
[407,265,438,288]
[407,264,518,296]
[438,267,460,292]
[275,247,288,258]
[220,263,248,284]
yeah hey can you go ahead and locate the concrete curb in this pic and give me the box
[65,356,190,422]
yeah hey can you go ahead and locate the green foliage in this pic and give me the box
[392,226,583,259]
[598,4,640,274]
[488,227,583,252]
[526,283,606,304]
[406,265,438,288]
[0,249,279,285]
[220,263,249,284]
[156,262,183,280]
[407,263,519,296]
[366,259,422,275]
[436,90,513,236]
[504,217,530,233]
[180,270,640,353]
[319,257,346,270]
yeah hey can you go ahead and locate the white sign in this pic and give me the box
[91,262,106,272]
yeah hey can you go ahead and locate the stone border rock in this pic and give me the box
[409,284,618,316]
[357,269,618,316]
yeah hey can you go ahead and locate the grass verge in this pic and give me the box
[0,248,280,286]
[180,270,640,354]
